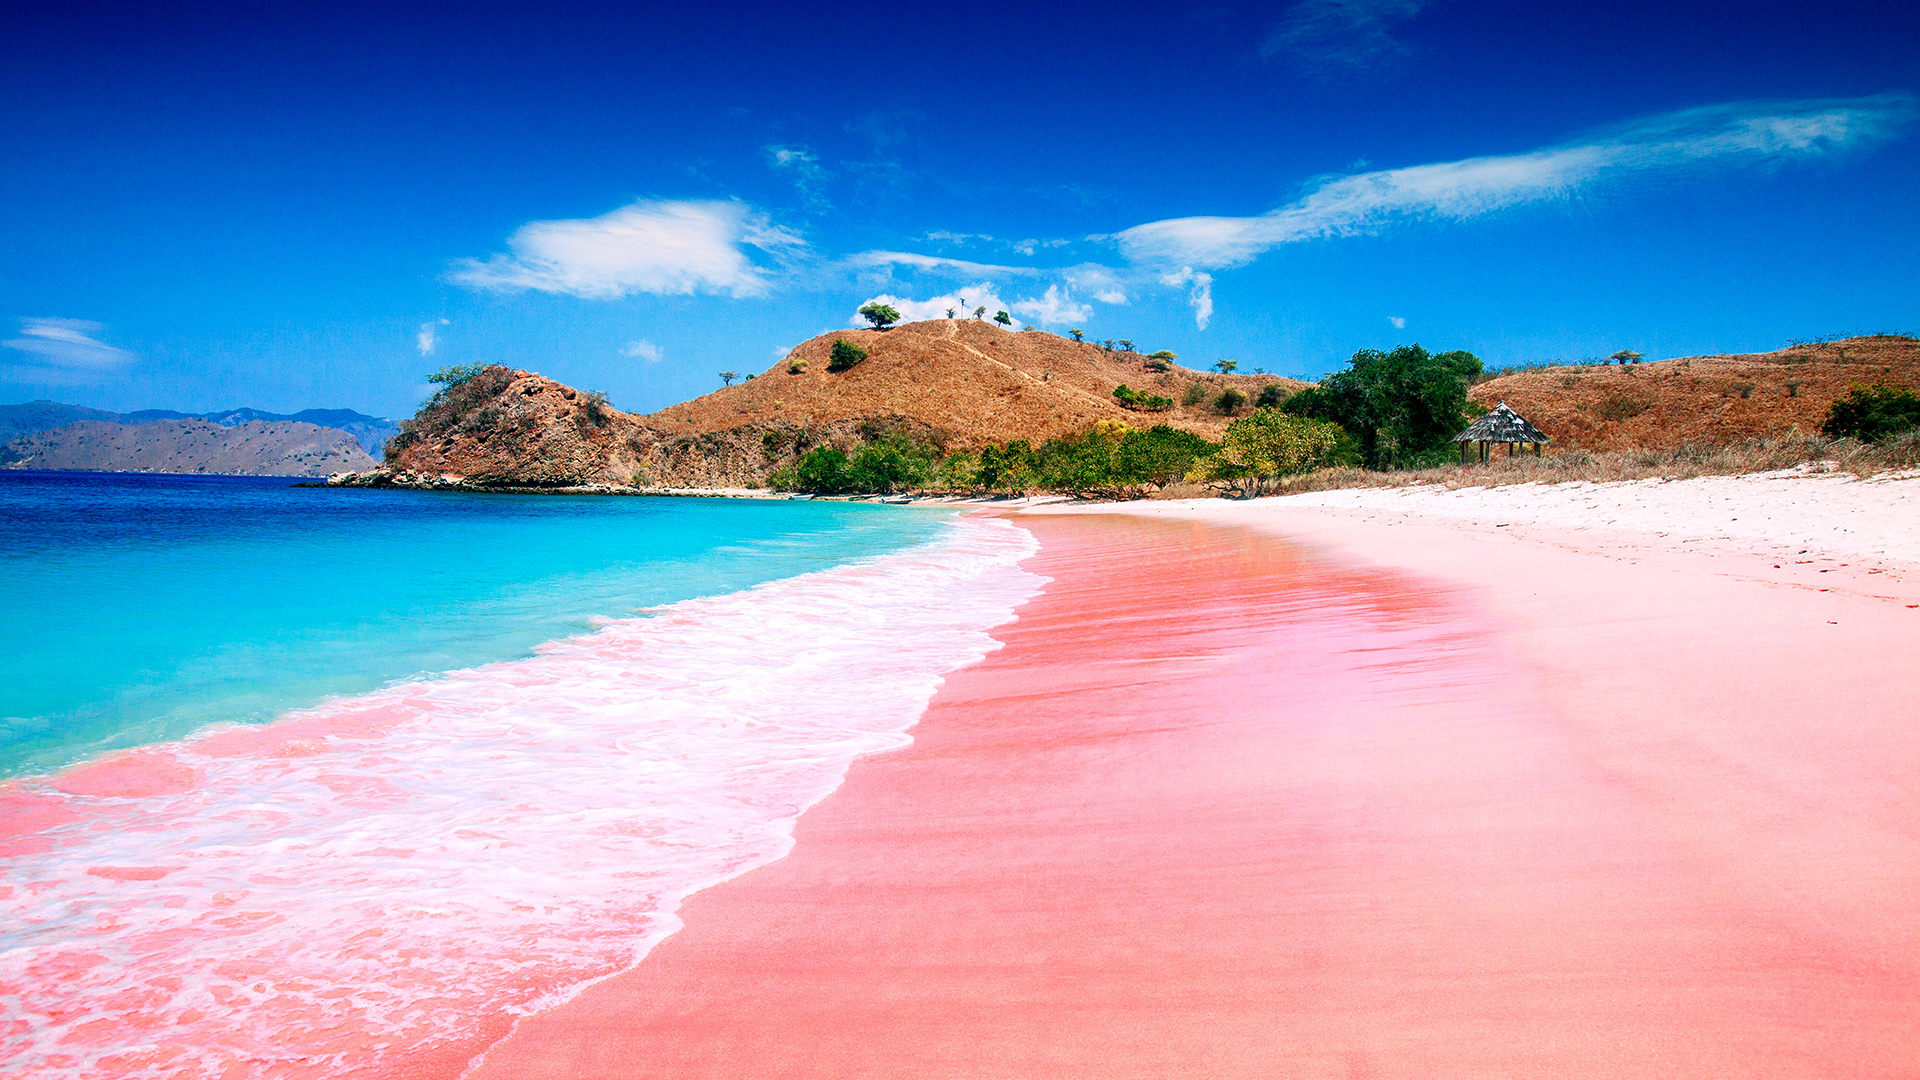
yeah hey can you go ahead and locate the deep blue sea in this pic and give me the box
[0,470,949,778]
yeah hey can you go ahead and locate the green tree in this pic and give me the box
[859,302,902,329]
[1118,339,1135,352]
[719,370,739,386]
[1069,328,1085,342]
[946,307,957,319]
[794,447,851,492]
[1282,344,1482,469]
[1193,411,1346,495]
[974,305,987,320]
[993,310,1013,327]
[1255,383,1288,408]
[1212,359,1239,374]
[1610,349,1643,365]
[848,432,936,493]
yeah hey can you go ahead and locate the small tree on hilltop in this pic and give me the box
[946,307,957,319]
[973,306,987,320]
[1213,359,1239,374]
[993,311,1013,327]
[719,370,739,386]
[1118,339,1135,352]
[1610,349,1643,366]
[859,302,902,330]
[1069,328,1085,342]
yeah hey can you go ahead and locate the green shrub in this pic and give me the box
[1213,387,1248,414]
[1193,411,1348,492]
[848,433,936,493]
[1112,384,1173,411]
[1181,381,1209,406]
[1255,384,1288,408]
[828,339,868,372]
[794,446,852,492]
[1823,382,1920,442]
[788,358,809,374]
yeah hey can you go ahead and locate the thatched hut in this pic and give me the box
[1454,401,1550,463]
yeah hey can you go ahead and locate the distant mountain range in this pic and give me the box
[3,419,379,477]
[0,401,399,457]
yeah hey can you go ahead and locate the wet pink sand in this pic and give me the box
[470,511,1920,1077]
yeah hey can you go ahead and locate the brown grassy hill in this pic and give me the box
[1471,335,1920,452]
[1,419,377,476]
[647,319,1307,447]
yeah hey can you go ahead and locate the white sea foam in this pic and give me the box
[0,516,1043,1078]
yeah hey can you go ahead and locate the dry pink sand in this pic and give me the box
[468,503,1920,1078]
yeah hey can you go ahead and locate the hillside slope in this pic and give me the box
[370,322,1308,490]
[648,320,1306,446]
[1472,335,1919,451]
[2,419,378,476]
[0,401,124,444]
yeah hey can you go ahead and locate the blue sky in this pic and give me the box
[3,0,1916,418]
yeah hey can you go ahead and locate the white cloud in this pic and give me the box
[1064,264,1129,305]
[1112,94,1916,270]
[1011,284,1092,327]
[621,339,664,362]
[3,318,135,383]
[772,344,793,358]
[1389,315,1407,329]
[1159,270,1215,330]
[449,198,805,299]
[852,283,1015,328]
[417,318,448,356]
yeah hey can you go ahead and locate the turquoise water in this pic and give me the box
[0,470,949,778]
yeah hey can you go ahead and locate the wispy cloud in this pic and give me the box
[621,339,664,362]
[765,144,831,211]
[1160,269,1215,329]
[1262,0,1433,76]
[449,199,805,299]
[3,318,135,383]
[417,318,448,356]
[1112,94,1917,270]
[848,250,1042,277]
[1389,315,1407,329]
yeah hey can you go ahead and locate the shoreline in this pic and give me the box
[469,471,1920,1076]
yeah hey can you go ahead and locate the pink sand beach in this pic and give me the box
[472,478,1920,1078]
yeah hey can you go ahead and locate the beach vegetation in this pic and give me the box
[847,432,937,493]
[827,339,869,372]
[858,302,901,330]
[1191,411,1349,496]
[1822,382,1920,442]
[1281,344,1482,469]
[791,446,852,492]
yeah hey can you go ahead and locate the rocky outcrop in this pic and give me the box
[2,419,378,476]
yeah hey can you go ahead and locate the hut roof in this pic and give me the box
[1454,401,1551,444]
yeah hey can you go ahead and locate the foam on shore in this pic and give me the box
[0,517,1043,1078]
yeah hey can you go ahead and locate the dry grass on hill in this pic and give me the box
[1470,334,1920,453]
[646,319,1306,447]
